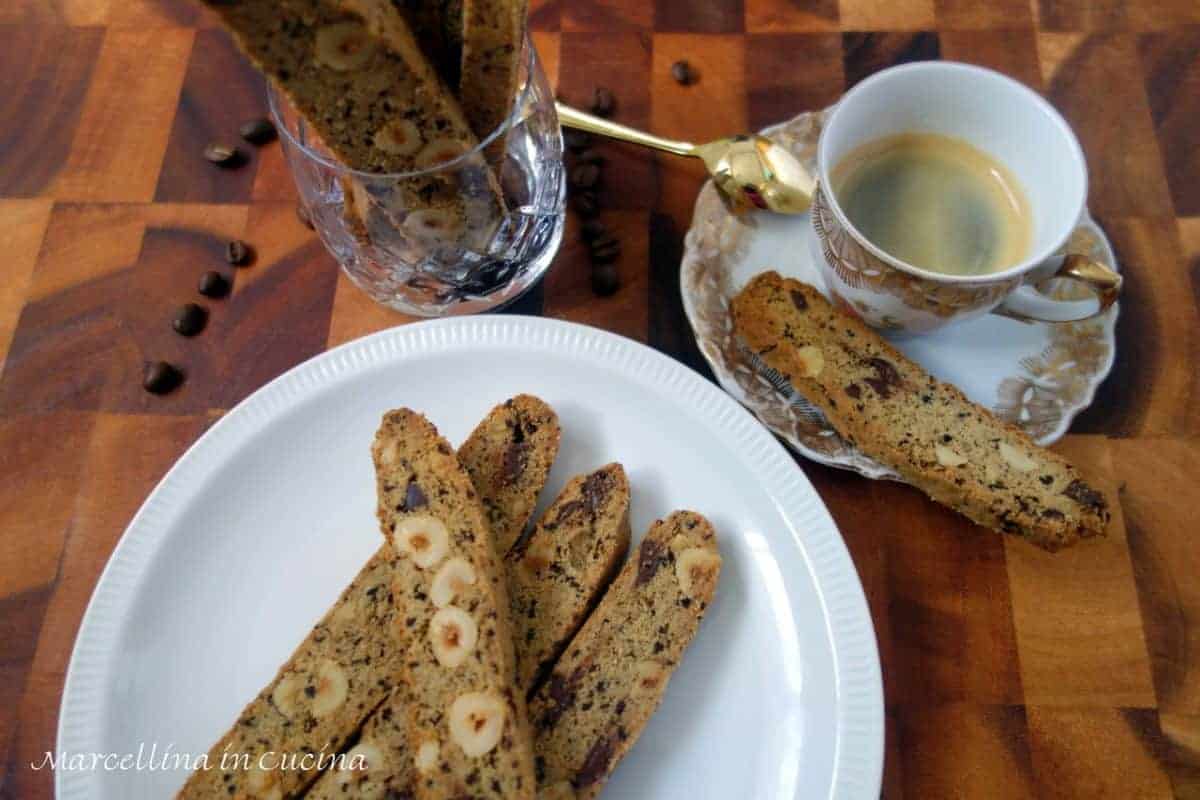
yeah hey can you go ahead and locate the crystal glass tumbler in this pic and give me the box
[269,37,565,316]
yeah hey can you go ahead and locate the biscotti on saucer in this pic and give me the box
[731,271,1110,550]
[530,511,721,799]
[373,409,536,798]
[507,463,631,690]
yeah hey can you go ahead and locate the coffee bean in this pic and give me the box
[143,361,183,395]
[563,130,592,152]
[589,87,615,117]
[589,235,621,265]
[576,148,605,165]
[571,191,600,218]
[296,203,314,229]
[198,271,231,298]
[591,263,620,296]
[580,219,608,243]
[569,163,601,190]
[224,239,252,266]
[172,303,208,337]
[670,60,698,86]
[239,117,277,145]
[203,143,243,167]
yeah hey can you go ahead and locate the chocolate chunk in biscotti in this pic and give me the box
[530,511,721,799]
[458,394,562,554]
[372,409,536,799]
[731,271,1110,550]
[507,464,631,691]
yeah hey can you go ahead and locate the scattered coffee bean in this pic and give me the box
[172,303,208,337]
[296,203,314,229]
[224,239,252,266]
[571,190,600,218]
[580,219,608,243]
[591,263,620,296]
[203,143,243,167]
[569,162,601,190]
[589,87,615,117]
[576,148,605,165]
[563,130,592,152]
[143,361,183,395]
[239,117,277,145]
[198,270,231,298]
[671,60,698,86]
[589,232,621,265]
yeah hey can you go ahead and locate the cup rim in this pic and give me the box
[267,36,537,180]
[816,60,1089,285]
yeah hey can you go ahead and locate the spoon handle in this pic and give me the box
[555,102,696,157]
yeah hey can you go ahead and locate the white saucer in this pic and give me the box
[680,109,1119,481]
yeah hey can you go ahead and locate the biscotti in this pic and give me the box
[372,409,536,798]
[175,550,401,799]
[460,0,529,141]
[179,398,555,800]
[731,271,1110,550]
[308,464,631,798]
[458,394,562,555]
[508,463,631,690]
[202,0,502,240]
[530,511,722,799]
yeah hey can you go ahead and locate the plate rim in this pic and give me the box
[679,107,1120,479]
[55,315,884,800]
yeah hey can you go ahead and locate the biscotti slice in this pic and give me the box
[202,0,502,240]
[373,409,536,798]
[179,398,555,800]
[508,463,631,691]
[458,393,562,555]
[307,467,631,798]
[530,511,721,799]
[460,0,529,141]
[731,271,1110,550]
[391,0,462,85]
[175,550,401,799]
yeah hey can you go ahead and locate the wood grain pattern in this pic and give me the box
[0,0,1197,797]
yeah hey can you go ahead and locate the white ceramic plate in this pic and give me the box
[56,316,882,800]
[681,109,1119,481]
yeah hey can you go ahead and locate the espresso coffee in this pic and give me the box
[831,132,1031,276]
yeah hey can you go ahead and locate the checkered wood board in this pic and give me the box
[1,0,1198,797]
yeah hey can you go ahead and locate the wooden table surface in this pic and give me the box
[2,0,1198,797]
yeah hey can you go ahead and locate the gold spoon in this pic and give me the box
[556,102,815,215]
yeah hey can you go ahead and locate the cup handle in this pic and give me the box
[993,253,1123,323]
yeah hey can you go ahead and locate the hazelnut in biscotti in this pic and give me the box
[508,463,631,691]
[530,511,721,799]
[372,409,536,799]
[731,271,1110,550]
[458,394,562,555]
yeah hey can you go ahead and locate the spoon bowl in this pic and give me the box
[555,103,814,216]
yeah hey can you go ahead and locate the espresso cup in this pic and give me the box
[805,61,1120,334]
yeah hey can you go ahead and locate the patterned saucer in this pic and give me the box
[680,109,1120,481]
